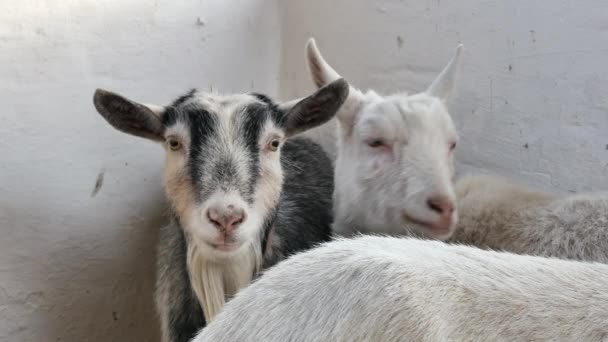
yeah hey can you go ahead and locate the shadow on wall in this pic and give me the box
[0,187,166,342]
[18,197,166,341]
[42,210,165,342]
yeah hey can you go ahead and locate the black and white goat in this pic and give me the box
[92,79,348,342]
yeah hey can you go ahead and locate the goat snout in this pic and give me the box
[206,205,247,234]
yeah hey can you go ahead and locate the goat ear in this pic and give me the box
[426,44,464,102]
[283,78,349,137]
[306,38,365,130]
[93,89,165,141]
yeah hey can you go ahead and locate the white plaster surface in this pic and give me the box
[0,1,279,341]
[279,0,608,192]
[2,0,608,341]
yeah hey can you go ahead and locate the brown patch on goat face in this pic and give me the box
[254,145,284,221]
[263,224,275,259]
[163,159,196,220]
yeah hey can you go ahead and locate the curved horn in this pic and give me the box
[306,38,342,88]
[426,44,464,102]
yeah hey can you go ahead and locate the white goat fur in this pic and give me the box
[302,38,462,239]
[451,174,608,262]
[193,236,608,342]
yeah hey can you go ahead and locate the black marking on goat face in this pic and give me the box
[250,92,283,123]
[162,90,285,205]
[170,88,197,107]
[250,93,273,105]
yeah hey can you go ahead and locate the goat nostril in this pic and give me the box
[229,211,247,228]
[426,196,454,215]
[427,200,443,213]
[206,210,222,227]
[207,209,218,221]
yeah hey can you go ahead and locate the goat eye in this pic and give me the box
[167,139,182,151]
[268,139,280,152]
[450,142,457,151]
[367,139,385,148]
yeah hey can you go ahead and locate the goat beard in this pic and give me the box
[186,240,262,322]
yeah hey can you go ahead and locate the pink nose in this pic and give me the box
[426,195,455,216]
[426,195,455,233]
[206,205,247,234]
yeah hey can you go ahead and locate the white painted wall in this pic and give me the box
[0,1,279,341]
[279,0,608,192]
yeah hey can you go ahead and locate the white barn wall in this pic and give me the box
[279,0,608,192]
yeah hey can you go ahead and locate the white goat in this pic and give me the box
[305,39,608,262]
[193,235,608,342]
[303,38,463,240]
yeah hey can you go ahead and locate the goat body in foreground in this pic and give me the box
[92,79,348,342]
[452,174,608,262]
[194,236,608,342]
